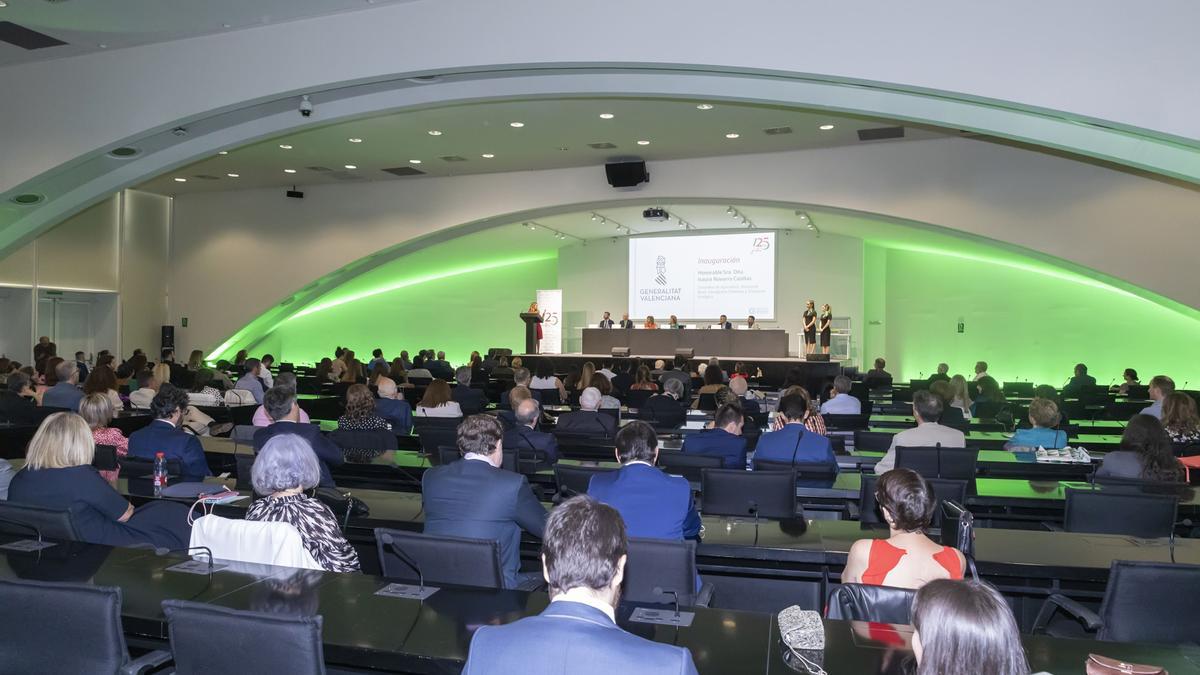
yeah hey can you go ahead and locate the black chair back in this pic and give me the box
[1063,488,1177,538]
[859,473,884,525]
[824,414,870,431]
[234,453,256,491]
[554,464,615,498]
[825,583,916,624]
[700,468,796,519]
[417,426,459,457]
[435,446,460,466]
[0,579,131,674]
[696,393,718,411]
[92,443,119,472]
[1098,561,1200,644]
[895,446,978,479]
[0,501,80,541]
[119,455,183,479]
[925,478,969,528]
[535,388,562,406]
[623,538,702,606]
[1002,382,1035,398]
[854,430,894,452]
[658,452,723,482]
[625,389,653,409]
[373,528,503,589]
[328,428,399,452]
[163,599,326,674]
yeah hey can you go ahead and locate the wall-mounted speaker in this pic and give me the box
[161,325,175,350]
[605,161,648,188]
[611,347,630,357]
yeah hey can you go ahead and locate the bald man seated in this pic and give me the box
[502,398,560,467]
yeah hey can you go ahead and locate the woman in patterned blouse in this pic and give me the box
[78,393,128,484]
[336,384,392,463]
[246,435,360,573]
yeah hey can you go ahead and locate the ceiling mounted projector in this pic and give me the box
[642,207,669,222]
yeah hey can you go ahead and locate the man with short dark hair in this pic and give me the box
[451,366,488,414]
[974,361,990,381]
[74,351,89,383]
[610,359,634,395]
[0,372,53,425]
[463,495,699,675]
[874,390,965,474]
[863,357,893,389]
[259,354,275,388]
[369,348,388,375]
[252,386,342,487]
[589,421,700,540]
[503,399,559,465]
[682,402,747,468]
[1062,363,1097,399]
[554,388,617,438]
[422,414,547,588]
[638,377,688,429]
[428,351,454,380]
[1141,375,1175,419]
[716,314,732,330]
[751,394,836,469]
[128,384,210,481]
[928,363,950,384]
[234,358,266,404]
[598,311,615,329]
[745,315,758,330]
[41,360,84,411]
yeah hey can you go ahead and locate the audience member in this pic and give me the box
[73,351,90,384]
[422,414,547,589]
[911,580,1030,675]
[500,367,539,407]
[83,365,124,411]
[590,373,620,409]
[503,399,560,465]
[728,376,761,414]
[189,368,225,404]
[875,391,966,474]
[691,364,726,408]
[1162,392,1200,444]
[186,349,205,371]
[234,358,267,404]
[1140,375,1174,419]
[1062,363,1097,398]
[369,348,389,376]
[340,358,365,384]
[820,375,861,415]
[462,495,699,675]
[451,366,488,414]
[427,351,454,380]
[530,360,568,401]
[1115,368,1140,396]
[630,364,658,391]
[555,388,617,437]
[659,355,692,400]
[682,403,747,469]
[973,361,989,381]
[753,394,836,470]
[971,376,1006,417]
[375,376,413,434]
[610,360,634,394]
[9,412,191,549]
[573,362,597,393]
[1096,414,1184,482]
[79,393,129,484]
[1032,384,1070,427]
[779,385,827,434]
[337,383,393,463]
[863,357,893,389]
[637,377,688,429]
[948,375,973,420]
[252,386,343,487]
[251,372,311,426]
[233,349,249,369]
[0,372,52,425]
[127,384,210,481]
[928,380,966,428]
[842,469,966,588]
[32,335,55,369]
[415,379,464,418]
[929,363,950,384]
[315,357,335,383]
[1005,398,1067,449]
[41,359,84,410]
[246,435,361,572]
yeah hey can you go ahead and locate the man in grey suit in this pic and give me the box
[874,390,966,474]
[422,414,548,588]
[463,495,699,675]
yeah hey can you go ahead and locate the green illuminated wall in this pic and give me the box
[863,244,1200,387]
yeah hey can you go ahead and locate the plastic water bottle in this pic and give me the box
[153,452,167,496]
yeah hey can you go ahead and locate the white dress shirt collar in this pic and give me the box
[552,589,616,623]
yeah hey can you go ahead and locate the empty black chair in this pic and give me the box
[854,430,894,452]
[234,452,256,492]
[826,583,916,624]
[1060,488,1177,538]
[163,599,325,674]
[623,538,713,608]
[416,425,458,458]
[753,459,838,480]
[625,389,653,409]
[823,414,871,431]
[700,468,796,519]
[231,424,258,451]
[924,478,969,528]
[92,443,120,472]
[554,464,615,498]
[895,446,978,480]
[0,501,80,541]
[535,388,562,406]
[374,528,503,590]
[696,393,718,411]
[1034,560,1200,644]
[0,579,169,675]
[658,452,723,482]
[435,445,460,466]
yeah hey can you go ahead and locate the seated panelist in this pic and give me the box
[643,315,658,329]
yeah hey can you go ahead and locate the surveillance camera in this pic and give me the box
[299,95,313,118]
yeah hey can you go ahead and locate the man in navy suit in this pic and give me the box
[375,377,413,434]
[598,311,615,329]
[728,376,761,415]
[499,368,541,409]
[681,402,747,469]
[554,388,616,438]
[127,384,210,481]
[451,366,488,414]
[41,360,85,411]
[588,421,700,540]
[503,399,559,465]
[422,414,547,588]
[252,387,343,488]
[716,314,732,329]
[751,394,837,470]
[463,495,698,675]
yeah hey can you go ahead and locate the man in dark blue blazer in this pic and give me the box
[681,403,747,469]
[503,399,559,465]
[598,311,615,329]
[422,415,547,589]
[588,421,700,540]
[716,314,732,329]
[252,387,343,488]
[127,384,210,482]
[751,393,837,471]
[374,377,413,434]
[451,367,488,414]
[554,388,616,438]
[728,376,762,414]
[499,368,541,409]
[463,495,698,675]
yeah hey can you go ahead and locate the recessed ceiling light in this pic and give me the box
[696,104,714,110]
[409,159,422,164]
[344,164,357,170]
[348,138,363,143]
[509,122,524,128]
[636,140,650,146]
[725,133,740,139]
[98,43,107,49]
[283,169,296,174]
[599,113,614,119]
[0,2,8,7]
[481,153,495,159]
[279,144,293,149]
[173,177,187,183]
[819,124,835,131]
[226,173,239,178]
[217,151,228,155]
[427,130,443,136]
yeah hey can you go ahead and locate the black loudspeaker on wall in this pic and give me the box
[605,161,649,188]
[161,325,175,351]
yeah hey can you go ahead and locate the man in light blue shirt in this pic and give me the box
[234,358,266,404]
[41,360,85,411]
[820,375,861,415]
[1140,375,1173,419]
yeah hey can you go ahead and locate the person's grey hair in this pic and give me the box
[833,375,852,394]
[515,398,541,425]
[580,387,601,410]
[274,371,298,390]
[55,359,77,382]
[513,367,531,385]
[263,386,296,422]
[663,378,684,397]
[252,435,322,494]
[913,390,944,423]
[455,366,472,386]
[6,371,30,394]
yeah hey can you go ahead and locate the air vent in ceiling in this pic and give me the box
[857,126,905,141]
[382,166,426,177]
[588,142,618,149]
[0,21,68,49]
[108,146,140,159]
[440,155,468,162]
[305,166,333,172]
[329,171,365,181]
[763,126,793,135]
[192,174,220,181]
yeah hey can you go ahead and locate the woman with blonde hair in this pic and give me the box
[576,362,597,392]
[415,379,463,418]
[8,412,191,548]
[79,394,128,483]
[948,375,973,420]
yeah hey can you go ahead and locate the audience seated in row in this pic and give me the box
[233,358,267,404]
[874,391,966,475]
[754,393,837,469]
[1163,392,1200,444]
[499,367,541,407]
[658,355,693,400]
[681,403,746,469]
[374,376,413,433]
[820,375,861,415]
[1096,414,1185,482]
[1004,398,1067,450]
[503,399,559,465]
[41,359,84,411]
[1141,375,1174,419]
[862,357,893,389]
[336,384,393,463]
[530,361,568,401]
[253,386,342,487]
[1061,362,1097,399]
[415,379,463,418]
[452,366,488,414]
[79,393,128,484]
[636,377,688,429]
[555,388,617,438]
[127,385,211,482]
[0,372,53,426]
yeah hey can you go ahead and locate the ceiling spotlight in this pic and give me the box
[226,173,239,178]
[696,103,714,110]
[173,177,187,183]
[591,213,600,222]
[408,159,422,164]
[725,133,740,139]
[636,140,650,146]
[344,164,357,170]
[217,151,229,155]
[819,124,835,131]
[726,206,734,215]
[481,153,495,159]
[0,2,9,7]
[599,217,607,225]
[283,169,296,174]
[599,113,614,119]
[741,217,748,225]
[348,138,363,143]
[427,130,443,136]
[279,144,293,149]
[509,122,525,128]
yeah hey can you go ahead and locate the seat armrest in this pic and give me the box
[695,582,716,608]
[121,650,172,675]
[1032,593,1102,634]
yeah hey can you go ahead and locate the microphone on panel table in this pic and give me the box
[653,586,682,619]
[376,533,438,600]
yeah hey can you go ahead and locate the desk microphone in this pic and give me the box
[380,533,426,592]
[156,545,216,571]
[653,586,682,618]
[748,500,761,546]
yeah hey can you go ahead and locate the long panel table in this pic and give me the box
[582,327,790,357]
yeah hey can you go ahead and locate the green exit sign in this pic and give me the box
[181,317,188,328]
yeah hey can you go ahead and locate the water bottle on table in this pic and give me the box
[153,451,168,496]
